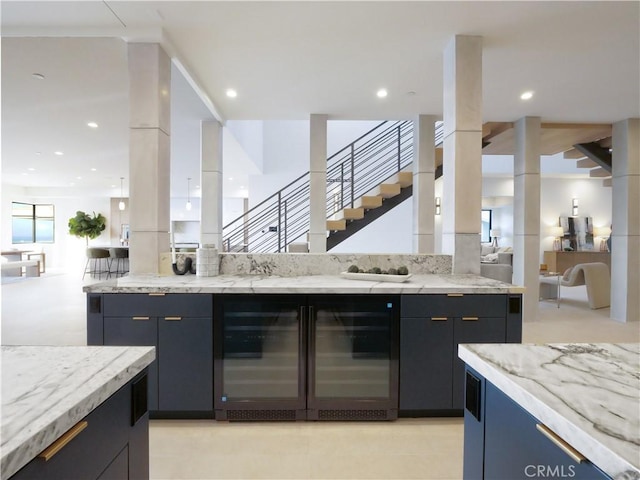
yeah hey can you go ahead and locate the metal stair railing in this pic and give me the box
[222,120,443,253]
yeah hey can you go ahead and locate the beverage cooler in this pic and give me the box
[214,294,399,421]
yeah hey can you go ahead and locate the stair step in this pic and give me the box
[599,137,612,148]
[577,158,599,169]
[326,219,347,231]
[589,167,610,178]
[564,148,586,159]
[355,196,383,209]
[391,171,413,188]
[372,183,401,198]
[336,208,365,221]
[602,178,612,187]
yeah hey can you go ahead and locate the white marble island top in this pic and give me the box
[83,273,523,294]
[1,346,155,479]
[458,343,640,479]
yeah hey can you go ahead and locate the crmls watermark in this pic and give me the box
[525,465,576,478]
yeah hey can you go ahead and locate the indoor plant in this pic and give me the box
[68,210,106,246]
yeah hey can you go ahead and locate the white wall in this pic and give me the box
[226,121,264,172]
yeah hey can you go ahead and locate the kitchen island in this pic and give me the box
[459,343,639,480]
[85,271,523,421]
[1,345,155,480]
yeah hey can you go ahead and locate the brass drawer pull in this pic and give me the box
[431,317,448,321]
[536,424,585,464]
[462,316,479,321]
[148,293,166,296]
[164,316,182,321]
[132,316,150,320]
[39,421,88,461]
[447,293,464,297]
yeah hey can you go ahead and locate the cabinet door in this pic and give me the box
[104,317,158,410]
[484,383,611,479]
[158,316,213,411]
[399,316,454,411]
[452,317,506,409]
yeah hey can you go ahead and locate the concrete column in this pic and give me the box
[442,35,483,273]
[127,43,171,275]
[309,114,328,253]
[513,117,541,323]
[200,120,223,250]
[611,118,640,322]
[413,115,437,253]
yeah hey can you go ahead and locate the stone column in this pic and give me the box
[442,35,483,273]
[513,117,541,323]
[413,115,437,253]
[611,118,640,322]
[309,114,328,253]
[127,43,171,275]
[200,120,223,250]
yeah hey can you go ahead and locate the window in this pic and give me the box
[11,202,55,244]
[481,209,492,243]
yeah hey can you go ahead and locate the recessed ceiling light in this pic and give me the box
[32,73,45,80]
[520,91,534,100]
[377,89,388,98]
[226,89,238,98]
[28,167,35,171]
[77,176,82,180]
[111,184,116,188]
[35,152,41,155]
[406,91,416,96]
[91,168,97,171]
[87,122,98,128]
[54,151,63,156]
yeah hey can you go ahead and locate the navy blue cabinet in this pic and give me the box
[92,293,214,416]
[463,369,611,479]
[400,294,520,413]
[11,372,149,480]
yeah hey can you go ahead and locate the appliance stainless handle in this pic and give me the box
[536,423,585,464]
[431,317,448,321]
[38,421,88,461]
[462,316,479,321]
[164,316,182,321]
[132,316,150,320]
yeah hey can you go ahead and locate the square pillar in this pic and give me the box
[611,118,640,322]
[442,35,483,274]
[309,114,328,253]
[413,115,437,253]
[513,117,541,322]
[201,120,223,250]
[127,43,171,275]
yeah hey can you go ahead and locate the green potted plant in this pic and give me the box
[68,210,106,246]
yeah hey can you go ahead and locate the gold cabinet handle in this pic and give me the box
[462,316,479,321]
[447,293,464,297]
[39,421,88,461]
[164,316,182,321]
[536,424,586,464]
[431,317,448,321]
[148,293,166,296]
[132,316,150,320]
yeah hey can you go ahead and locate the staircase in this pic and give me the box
[222,121,443,253]
[565,136,613,187]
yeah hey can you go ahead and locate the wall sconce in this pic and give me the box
[435,197,441,215]
[550,226,564,252]
[118,177,126,211]
[186,177,192,211]
[490,228,501,247]
[572,198,579,216]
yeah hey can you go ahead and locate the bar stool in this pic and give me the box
[83,248,111,279]
[109,247,129,277]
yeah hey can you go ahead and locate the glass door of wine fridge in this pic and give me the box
[307,295,399,420]
[214,295,306,420]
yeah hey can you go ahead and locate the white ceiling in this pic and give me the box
[2,1,639,197]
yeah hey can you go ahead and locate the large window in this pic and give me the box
[481,209,492,243]
[11,202,55,244]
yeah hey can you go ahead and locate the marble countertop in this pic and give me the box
[83,273,524,294]
[458,343,640,479]
[1,346,155,479]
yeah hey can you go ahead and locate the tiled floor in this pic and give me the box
[2,271,638,479]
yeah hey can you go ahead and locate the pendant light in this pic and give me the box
[186,177,192,211]
[118,177,126,211]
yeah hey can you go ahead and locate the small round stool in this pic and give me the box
[83,248,111,279]
[109,248,129,277]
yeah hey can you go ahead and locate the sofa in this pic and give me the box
[480,245,513,283]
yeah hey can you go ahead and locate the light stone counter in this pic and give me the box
[1,346,155,479]
[459,343,640,479]
[83,273,524,294]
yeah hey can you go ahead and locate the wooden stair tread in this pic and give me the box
[391,171,413,188]
[326,219,347,231]
[372,183,401,198]
[564,148,586,159]
[589,167,610,178]
[355,196,383,209]
[335,208,365,221]
[577,158,599,169]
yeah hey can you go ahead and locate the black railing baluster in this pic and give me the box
[397,125,401,172]
[340,163,345,210]
[283,198,288,252]
[277,191,282,252]
[350,144,355,208]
